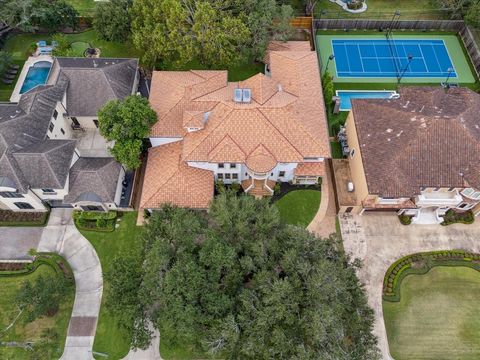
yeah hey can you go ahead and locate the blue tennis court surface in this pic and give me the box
[332,39,457,78]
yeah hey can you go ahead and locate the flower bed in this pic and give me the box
[0,209,50,227]
[441,209,474,225]
[73,210,117,232]
[383,250,480,302]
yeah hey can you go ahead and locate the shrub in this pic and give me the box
[215,180,225,193]
[97,218,108,228]
[398,214,412,225]
[274,183,281,195]
[441,209,474,226]
[230,182,241,193]
[347,0,363,10]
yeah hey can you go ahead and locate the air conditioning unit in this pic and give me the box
[347,182,354,192]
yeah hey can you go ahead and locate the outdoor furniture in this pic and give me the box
[9,64,19,70]
[7,69,17,75]
[37,40,47,47]
[51,41,58,47]
[2,78,13,85]
[4,74,15,79]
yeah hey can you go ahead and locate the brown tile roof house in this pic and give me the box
[141,41,329,210]
[351,86,480,198]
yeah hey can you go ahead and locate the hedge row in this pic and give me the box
[73,210,117,232]
[383,250,480,302]
[73,210,117,221]
[441,210,474,226]
[0,253,73,280]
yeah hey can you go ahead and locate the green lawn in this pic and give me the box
[330,141,343,158]
[0,264,74,359]
[66,0,96,16]
[383,266,480,360]
[275,190,321,227]
[77,211,142,360]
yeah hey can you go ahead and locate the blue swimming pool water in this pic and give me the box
[19,61,52,94]
[332,39,456,78]
[336,90,398,111]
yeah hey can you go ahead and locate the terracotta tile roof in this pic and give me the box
[264,41,311,65]
[351,86,480,198]
[295,162,326,176]
[183,110,205,129]
[240,73,278,104]
[140,141,213,209]
[208,135,245,163]
[245,144,277,173]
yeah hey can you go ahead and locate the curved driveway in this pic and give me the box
[37,208,103,360]
[340,212,480,360]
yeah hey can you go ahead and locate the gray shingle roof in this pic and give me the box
[351,86,480,198]
[12,140,76,189]
[65,157,121,203]
[54,58,138,117]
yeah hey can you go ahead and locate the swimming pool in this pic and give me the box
[19,61,52,94]
[336,90,399,111]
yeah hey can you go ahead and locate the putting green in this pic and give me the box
[383,266,480,360]
[316,33,476,84]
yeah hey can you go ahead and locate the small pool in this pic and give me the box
[19,61,52,94]
[336,90,399,111]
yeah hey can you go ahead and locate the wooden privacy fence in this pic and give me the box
[290,16,313,29]
[459,25,480,79]
[314,19,464,31]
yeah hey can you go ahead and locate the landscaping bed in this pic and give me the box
[0,209,50,227]
[73,210,117,232]
[441,209,474,225]
[383,250,480,302]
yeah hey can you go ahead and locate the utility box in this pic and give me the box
[332,96,341,114]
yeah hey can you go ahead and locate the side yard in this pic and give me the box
[77,211,141,360]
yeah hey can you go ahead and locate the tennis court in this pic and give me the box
[333,39,456,78]
[316,34,476,83]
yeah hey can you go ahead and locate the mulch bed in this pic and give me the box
[0,263,28,271]
[0,210,47,223]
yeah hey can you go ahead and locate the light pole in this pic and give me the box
[386,10,401,39]
[325,54,335,73]
[397,53,413,84]
[443,67,455,89]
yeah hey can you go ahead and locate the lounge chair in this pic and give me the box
[9,64,19,70]
[7,69,17,75]
[4,74,15,79]
[2,78,13,85]
[37,40,47,47]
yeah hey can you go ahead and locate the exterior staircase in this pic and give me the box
[242,179,276,198]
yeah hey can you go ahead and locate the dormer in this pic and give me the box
[183,110,211,133]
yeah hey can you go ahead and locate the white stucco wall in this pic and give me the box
[0,187,46,211]
[150,137,182,147]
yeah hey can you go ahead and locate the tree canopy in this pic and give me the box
[98,95,157,170]
[131,0,294,68]
[107,192,379,359]
[94,0,133,42]
[0,0,78,32]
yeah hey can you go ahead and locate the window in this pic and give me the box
[350,149,355,158]
[14,202,34,209]
[42,188,56,195]
[218,163,224,169]
[93,119,99,128]
[433,187,440,191]
[217,173,224,179]
[232,173,238,180]
[48,122,54,132]
[458,203,469,209]
[448,187,455,191]
[461,188,480,200]
[230,163,236,168]
[0,191,24,198]
[225,173,231,179]
[71,117,80,126]
[53,110,58,119]
[279,171,285,177]
[81,205,103,211]
[60,128,65,135]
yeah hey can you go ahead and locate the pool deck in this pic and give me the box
[10,55,53,103]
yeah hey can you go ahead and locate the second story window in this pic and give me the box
[48,122,54,132]
[218,163,224,169]
[53,110,58,119]
[42,188,56,195]
[0,191,24,198]
[230,163,236,169]
[279,171,285,177]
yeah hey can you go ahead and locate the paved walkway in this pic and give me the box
[340,212,480,360]
[307,162,337,238]
[37,208,103,360]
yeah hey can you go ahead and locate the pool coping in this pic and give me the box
[335,89,399,111]
[10,55,53,103]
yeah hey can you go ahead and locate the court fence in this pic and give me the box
[314,19,480,80]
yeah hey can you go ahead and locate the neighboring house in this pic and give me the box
[140,41,330,213]
[336,86,480,224]
[0,57,139,212]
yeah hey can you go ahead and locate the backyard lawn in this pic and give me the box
[383,266,480,360]
[66,0,96,16]
[0,264,74,359]
[275,190,321,227]
[77,211,141,360]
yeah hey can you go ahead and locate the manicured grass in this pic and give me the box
[0,264,74,359]
[383,266,480,360]
[275,190,321,227]
[330,141,343,158]
[327,110,348,136]
[77,211,141,360]
[66,0,96,16]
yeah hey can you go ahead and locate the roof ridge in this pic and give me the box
[207,133,246,159]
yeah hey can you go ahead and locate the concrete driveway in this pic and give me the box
[340,212,480,360]
[0,227,44,260]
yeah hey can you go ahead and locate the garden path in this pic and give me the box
[340,212,480,360]
[37,208,103,360]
